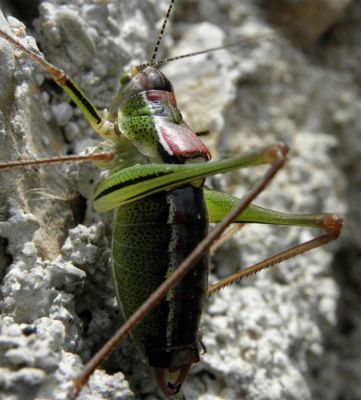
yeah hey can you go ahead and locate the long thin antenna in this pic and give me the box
[138,31,275,70]
[151,0,175,63]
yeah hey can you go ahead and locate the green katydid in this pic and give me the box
[0,0,344,399]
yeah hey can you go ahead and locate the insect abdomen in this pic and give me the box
[112,185,208,367]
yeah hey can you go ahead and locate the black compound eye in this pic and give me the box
[146,68,173,92]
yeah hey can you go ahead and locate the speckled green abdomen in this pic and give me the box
[112,185,208,367]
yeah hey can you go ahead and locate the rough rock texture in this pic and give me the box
[0,0,359,399]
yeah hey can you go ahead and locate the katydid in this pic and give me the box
[0,0,344,399]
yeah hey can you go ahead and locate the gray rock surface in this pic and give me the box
[0,0,359,399]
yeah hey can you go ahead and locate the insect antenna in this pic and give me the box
[150,0,175,63]
[137,5,307,72]
[137,31,275,70]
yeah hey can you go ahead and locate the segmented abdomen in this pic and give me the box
[112,185,208,367]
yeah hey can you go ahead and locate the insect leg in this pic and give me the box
[92,143,289,212]
[0,29,115,140]
[208,217,342,295]
[0,152,115,170]
[203,188,343,294]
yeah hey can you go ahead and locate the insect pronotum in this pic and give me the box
[3,0,344,397]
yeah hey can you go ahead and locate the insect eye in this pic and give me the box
[120,72,132,85]
[147,69,173,92]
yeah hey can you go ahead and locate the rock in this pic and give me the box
[0,0,359,399]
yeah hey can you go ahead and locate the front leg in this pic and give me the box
[0,29,116,140]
